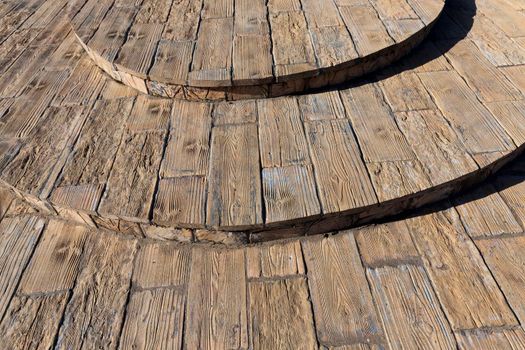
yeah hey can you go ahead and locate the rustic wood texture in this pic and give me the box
[65,0,445,98]
[1,0,525,242]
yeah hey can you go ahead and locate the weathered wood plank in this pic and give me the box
[455,328,525,349]
[367,265,456,349]
[454,184,522,238]
[0,292,70,350]
[258,98,310,167]
[339,5,393,56]
[190,18,233,86]
[418,70,514,153]
[298,91,346,121]
[133,242,191,289]
[305,119,377,213]
[119,288,186,350]
[149,40,193,85]
[57,98,134,188]
[213,100,257,125]
[185,247,248,349]
[19,220,87,294]
[206,123,262,228]
[161,100,212,177]
[99,131,165,222]
[249,278,317,349]
[246,240,305,278]
[407,209,518,330]
[476,236,525,325]
[340,83,413,162]
[127,94,172,133]
[116,23,163,77]
[354,220,419,267]
[153,176,207,226]
[262,165,320,223]
[302,233,384,346]
[0,216,44,319]
[55,234,137,349]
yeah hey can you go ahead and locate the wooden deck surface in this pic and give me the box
[1,0,525,240]
[2,151,525,349]
[1,0,525,347]
[69,0,444,99]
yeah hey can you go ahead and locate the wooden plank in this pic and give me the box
[153,176,207,226]
[354,220,419,267]
[367,265,456,349]
[189,18,233,86]
[454,184,522,238]
[235,0,269,35]
[340,83,413,162]
[127,94,172,133]
[0,70,70,138]
[366,160,431,201]
[309,25,358,67]
[455,328,525,349]
[258,98,310,167]
[442,39,522,103]
[116,23,163,77]
[393,109,478,185]
[119,288,185,350]
[1,106,85,198]
[134,0,173,23]
[161,100,212,177]
[54,234,137,349]
[262,165,320,223]
[52,58,105,107]
[369,0,418,20]
[407,209,518,330]
[406,0,444,24]
[269,11,317,78]
[233,35,273,84]
[301,0,344,27]
[246,240,304,278]
[213,100,257,125]
[378,71,434,112]
[402,40,452,73]
[495,176,525,227]
[302,233,383,346]
[185,247,248,349]
[50,184,104,213]
[0,292,70,350]
[485,100,525,145]
[0,216,44,319]
[339,5,393,56]
[476,236,525,325]
[87,6,137,61]
[56,98,134,188]
[149,40,193,85]
[98,131,165,222]
[305,119,377,213]
[202,0,234,18]
[206,123,262,228]
[162,0,202,41]
[19,220,88,294]
[298,91,346,121]
[0,187,15,220]
[383,18,424,42]
[249,278,317,349]
[418,70,514,153]
[133,242,191,288]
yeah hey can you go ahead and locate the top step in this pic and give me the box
[70,0,445,101]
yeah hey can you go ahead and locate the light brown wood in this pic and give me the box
[249,277,317,349]
[407,209,518,330]
[302,233,384,346]
[119,288,186,350]
[0,216,44,319]
[185,247,248,349]
[246,240,305,278]
[19,220,87,294]
[367,265,456,349]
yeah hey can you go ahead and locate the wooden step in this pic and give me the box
[67,0,445,100]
